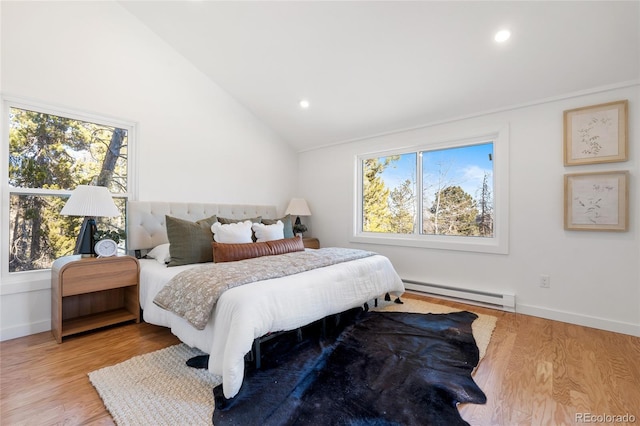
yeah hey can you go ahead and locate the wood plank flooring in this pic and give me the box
[1,294,638,425]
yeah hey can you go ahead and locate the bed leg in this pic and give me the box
[255,341,261,369]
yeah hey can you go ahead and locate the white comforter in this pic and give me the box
[139,253,405,398]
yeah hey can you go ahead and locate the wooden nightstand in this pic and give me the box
[302,237,320,249]
[51,255,140,343]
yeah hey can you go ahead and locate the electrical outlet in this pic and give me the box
[540,275,550,288]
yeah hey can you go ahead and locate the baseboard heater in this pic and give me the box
[402,279,516,312]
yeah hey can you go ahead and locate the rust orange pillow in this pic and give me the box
[267,236,305,255]
[212,236,304,263]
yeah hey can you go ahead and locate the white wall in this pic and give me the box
[0,1,298,340]
[299,84,639,336]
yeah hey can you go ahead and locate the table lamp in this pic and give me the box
[60,185,120,256]
[285,198,311,236]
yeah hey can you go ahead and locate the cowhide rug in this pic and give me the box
[211,309,486,425]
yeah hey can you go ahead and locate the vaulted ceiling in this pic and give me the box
[120,1,639,152]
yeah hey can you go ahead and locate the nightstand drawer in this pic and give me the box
[61,258,138,296]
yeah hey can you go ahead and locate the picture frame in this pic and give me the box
[564,171,629,232]
[563,100,628,166]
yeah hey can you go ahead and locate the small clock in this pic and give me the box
[94,239,118,257]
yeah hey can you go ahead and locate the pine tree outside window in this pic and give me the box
[3,99,135,274]
[355,127,509,254]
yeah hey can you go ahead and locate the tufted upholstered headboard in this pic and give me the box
[127,201,278,251]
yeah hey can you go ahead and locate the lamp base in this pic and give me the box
[74,217,97,256]
[292,216,308,237]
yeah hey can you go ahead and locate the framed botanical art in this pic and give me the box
[564,171,629,232]
[563,100,628,166]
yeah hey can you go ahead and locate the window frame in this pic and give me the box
[353,125,509,254]
[1,96,138,292]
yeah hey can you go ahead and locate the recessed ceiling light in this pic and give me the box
[299,99,310,109]
[494,29,511,43]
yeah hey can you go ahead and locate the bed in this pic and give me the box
[127,201,405,398]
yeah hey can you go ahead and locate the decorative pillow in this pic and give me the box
[252,221,285,242]
[212,241,273,263]
[211,220,253,244]
[212,236,305,263]
[146,243,171,264]
[217,216,262,224]
[166,214,218,267]
[216,216,262,241]
[267,235,305,255]
[263,214,294,239]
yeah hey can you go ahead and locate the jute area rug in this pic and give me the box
[89,299,497,426]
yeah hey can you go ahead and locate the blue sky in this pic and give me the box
[380,142,494,203]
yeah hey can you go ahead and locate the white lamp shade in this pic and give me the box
[60,185,120,217]
[285,198,311,216]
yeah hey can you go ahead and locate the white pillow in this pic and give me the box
[146,243,171,264]
[252,220,285,242]
[211,220,253,243]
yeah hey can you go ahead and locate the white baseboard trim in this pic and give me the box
[0,319,51,342]
[517,303,639,337]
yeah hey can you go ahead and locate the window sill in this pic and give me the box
[350,233,508,254]
[0,269,52,295]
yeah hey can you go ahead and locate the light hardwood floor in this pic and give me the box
[1,294,638,425]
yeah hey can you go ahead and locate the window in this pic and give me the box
[421,143,494,237]
[4,100,135,273]
[362,153,417,234]
[355,127,509,254]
